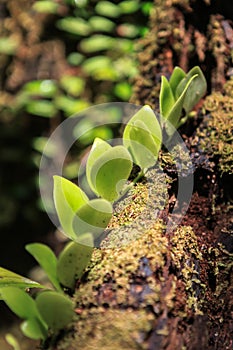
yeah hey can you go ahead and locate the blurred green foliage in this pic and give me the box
[0,0,152,278]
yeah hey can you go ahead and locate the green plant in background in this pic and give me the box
[0,66,206,344]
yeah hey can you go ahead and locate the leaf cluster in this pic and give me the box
[0,65,206,344]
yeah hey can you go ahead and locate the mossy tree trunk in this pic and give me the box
[54,1,233,350]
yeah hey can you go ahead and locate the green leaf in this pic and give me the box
[1,287,47,340]
[25,243,61,292]
[59,76,85,97]
[53,176,88,239]
[95,1,122,18]
[33,1,58,14]
[23,80,57,98]
[5,334,21,350]
[80,35,116,53]
[127,120,159,170]
[20,318,47,340]
[73,198,112,238]
[57,17,91,36]
[169,67,186,96]
[36,291,74,332]
[26,100,57,118]
[176,66,207,113]
[166,74,198,131]
[55,95,89,116]
[0,287,39,319]
[123,105,162,169]
[89,16,115,32]
[114,82,132,100]
[119,0,140,14]
[89,145,133,201]
[0,267,44,295]
[159,76,175,119]
[86,138,111,195]
[57,241,93,289]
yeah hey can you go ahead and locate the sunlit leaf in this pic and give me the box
[80,35,116,53]
[36,291,74,331]
[169,67,186,96]
[53,176,88,239]
[95,1,122,18]
[86,138,111,195]
[128,120,159,170]
[57,17,91,36]
[176,66,207,113]
[166,74,197,130]
[0,267,44,295]
[26,100,57,118]
[119,0,140,13]
[1,287,47,340]
[57,241,93,289]
[114,82,132,100]
[73,198,112,237]
[5,333,21,350]
[20,318,47,340]
[89,16,115,32]
[90,145,133,201]
[123,105,162,169]
[159,76,175,119]
[59,76,85,97]
[33,1,58,14]
[55,95,90,116]
[25,243,61,292]
[23,80,57,98]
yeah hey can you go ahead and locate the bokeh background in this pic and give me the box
[0,0,153,328]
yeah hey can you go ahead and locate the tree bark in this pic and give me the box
[44,1,233,349]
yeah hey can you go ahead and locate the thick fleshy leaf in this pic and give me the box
[86,138,111,195]
[176,66,207,113]
[53,176,88,239]
[57,241,93,289]
[128,119,159,170]
[169,67,186,96]
[89,146,133,201]
[36,291,74,332]
[123,105,162,169]
[0,267,44,296]
[0,287,47,340]
[20,318,47,340]
[73,199,112,238]
[159,76,175,119]
[25,243,61,292]
[166,74,197,132]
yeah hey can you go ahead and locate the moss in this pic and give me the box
[61,308,154,350]
[55,221,204,350]
[196,79,233,175]
[101,167,169,248]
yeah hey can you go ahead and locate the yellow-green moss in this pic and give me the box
[62,221,204,350]
[197,80,233,174]
[68,308,154,350]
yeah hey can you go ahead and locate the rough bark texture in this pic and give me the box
[3,1,232,349]
[49,1,233,350]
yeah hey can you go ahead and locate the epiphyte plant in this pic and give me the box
[0,240,92,341]
[53,66,206,244]
[53,66,207,244]
[0,66,207,344]
[159,66,207,136]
